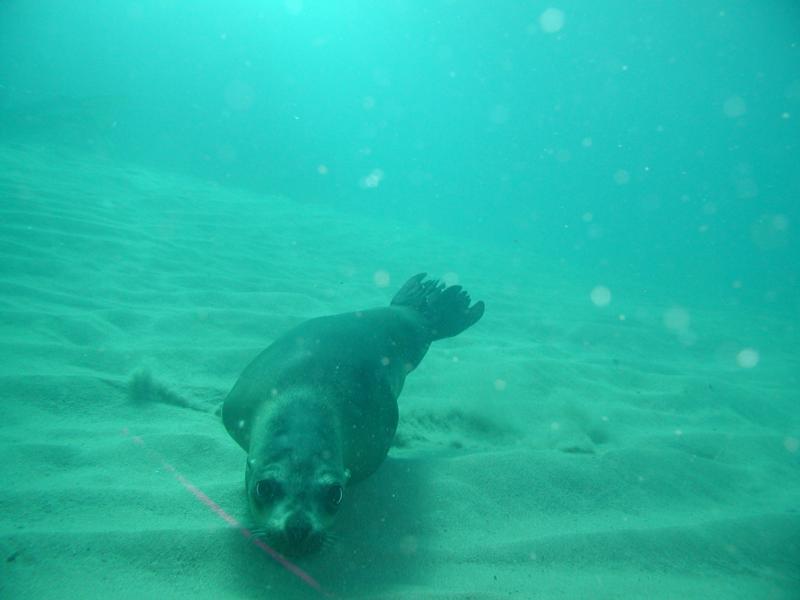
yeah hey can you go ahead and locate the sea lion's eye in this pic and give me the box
[326,484,343,510]
[255,479,282,503]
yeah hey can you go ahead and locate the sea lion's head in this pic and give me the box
[245,393,349,556]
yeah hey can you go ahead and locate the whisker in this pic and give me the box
[321,532,340,551]
[248,527,268,539]
[245,526,267,540]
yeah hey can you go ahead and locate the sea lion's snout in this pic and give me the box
[285,512,313,542]
[249,503,326,556]
[283,512,323,554]
[254,509,325,556]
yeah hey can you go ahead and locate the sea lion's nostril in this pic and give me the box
[285,514,312,543]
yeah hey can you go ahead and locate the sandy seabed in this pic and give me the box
[1,144,798,599]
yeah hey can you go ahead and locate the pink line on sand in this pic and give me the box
[122,428,329,597]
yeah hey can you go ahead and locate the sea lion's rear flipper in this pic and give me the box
[391,273,485,341]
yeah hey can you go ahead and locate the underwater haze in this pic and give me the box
[1,1,799,599]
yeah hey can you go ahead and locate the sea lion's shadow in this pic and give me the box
[317,455,431,591]
[220,455,431,598]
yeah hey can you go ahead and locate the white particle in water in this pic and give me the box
[590,285,612,307]
[663,307,690,333]
[442,272,460,286]
[736,348,759,368]
[373,270,391,288]
[723,95,747,118]
[539,8,565,33]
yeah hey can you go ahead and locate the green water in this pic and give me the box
[1,2,798,599]
[3,1,798,303]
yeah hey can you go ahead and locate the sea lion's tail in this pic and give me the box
[391,273,485,341]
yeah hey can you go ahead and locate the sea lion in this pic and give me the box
[221,273,484,556]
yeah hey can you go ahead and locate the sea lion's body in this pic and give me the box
[224,306,426,481]
[222,274,484,555]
